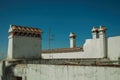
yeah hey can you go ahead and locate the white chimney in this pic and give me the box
[7,25,42,59]
[98,26,107,58]
[69,32,76,48]
[91,27,99,39]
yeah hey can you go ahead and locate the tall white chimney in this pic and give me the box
[7,25,42,59]
[91,27,99,39]
[98,26,107,58]
[69,32,76,48]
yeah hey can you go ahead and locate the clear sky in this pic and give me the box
[0,0,120,58]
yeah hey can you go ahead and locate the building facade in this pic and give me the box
[42,26,120,61]
[0,25,120,80]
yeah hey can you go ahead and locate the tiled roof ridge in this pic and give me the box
[9,25,42,38]
[10,24,42,33]
[11,24,41,30]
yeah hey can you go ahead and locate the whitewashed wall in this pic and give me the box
[42,52,84,59]
[42,36,120,61]
[83,39,102,58]
[42,38,103,59]
[8,36,41,59]
[7,36,13,59]
[12,64,120,80]
[0,62,2,77]
[108,36,120,60]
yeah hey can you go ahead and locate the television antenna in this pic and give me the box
[48,28,54,51]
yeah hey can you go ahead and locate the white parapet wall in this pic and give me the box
[42,52,84,59]
[108,36,120,60]
[7,64,120,80]
[42,36,120,60]
[83,39,101,58]
[42,38,103,59]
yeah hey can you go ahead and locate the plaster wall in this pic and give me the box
[83,39,101,58]
[70,38,76,48]
[11,64,120,80]
[42,38,102,59]
[42,52,84,59]
[0,63,2,80]
[108,36,120,60]
[8,36,41,59]
[0,62,2,76]
[7,36,13,59]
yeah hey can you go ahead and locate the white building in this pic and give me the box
[0,25,119,80]
[42,26,120,61]
[7,25,42,59]
[7,25,120,61]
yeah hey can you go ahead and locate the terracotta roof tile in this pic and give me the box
[42,47,83,53]
[10,25,42,34]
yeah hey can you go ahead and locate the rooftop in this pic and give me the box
[9,25,42,34]
[42,47,83,53]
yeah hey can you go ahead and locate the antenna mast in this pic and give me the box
[48,28,54,51]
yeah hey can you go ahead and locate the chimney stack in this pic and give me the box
[7,25,42,59]
[98,26,107,58]
[69,32,76,48]
[91,27,99,39]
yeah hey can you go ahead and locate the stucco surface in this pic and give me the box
[11,64,120,80]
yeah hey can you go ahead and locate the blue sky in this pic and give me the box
[0,0,120,58]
